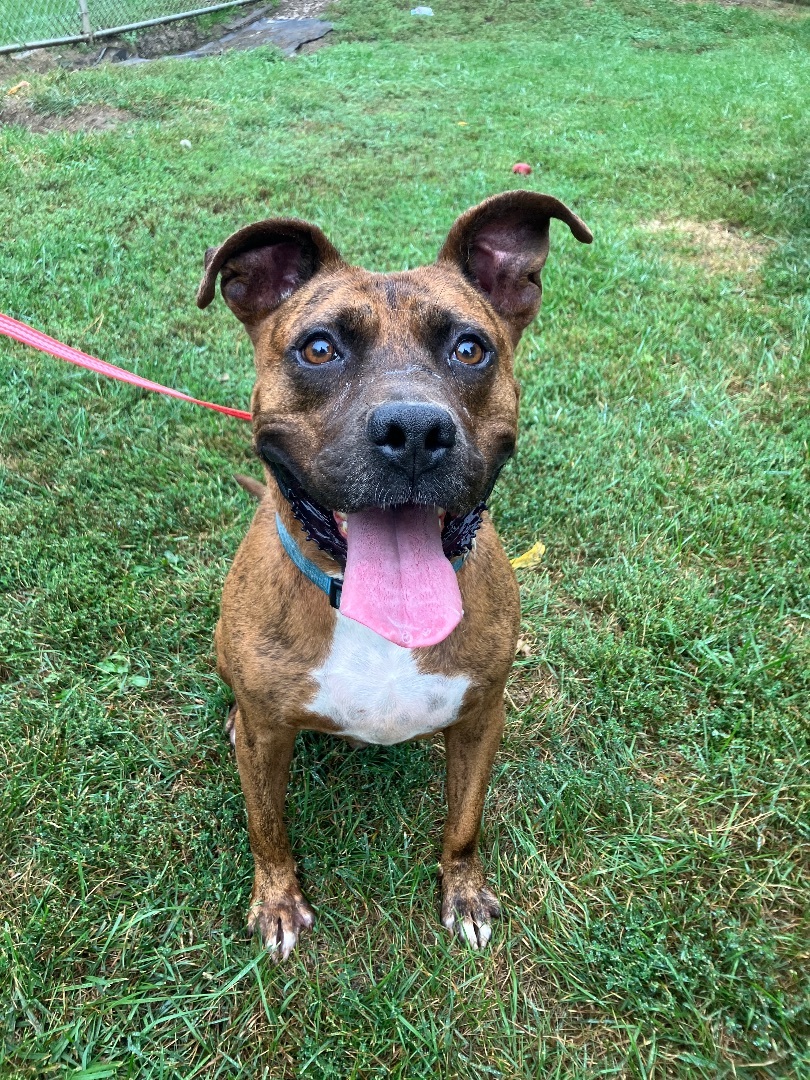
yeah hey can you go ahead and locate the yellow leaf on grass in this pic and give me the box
[510,540,546,570]
[7,81,30,95]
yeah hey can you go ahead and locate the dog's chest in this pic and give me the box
[306,613,471,746]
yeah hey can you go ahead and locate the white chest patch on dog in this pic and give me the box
[307,612,471,746]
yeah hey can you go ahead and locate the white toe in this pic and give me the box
[281,929,298,960]
[461,918,479,949]
[478,922,492,948]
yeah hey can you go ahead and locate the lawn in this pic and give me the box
[1,0,809,1076]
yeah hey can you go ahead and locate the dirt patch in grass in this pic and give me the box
[642,218,774,275]
[132,19,225,59]
[0,97,131,133]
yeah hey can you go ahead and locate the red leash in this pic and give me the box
[0,312,252,423]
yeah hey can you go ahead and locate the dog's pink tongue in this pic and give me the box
[340,506,463,648]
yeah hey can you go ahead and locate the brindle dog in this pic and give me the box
[197,191,592,958]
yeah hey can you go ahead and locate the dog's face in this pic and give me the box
[255,264,524,518]
[198,192,592,525]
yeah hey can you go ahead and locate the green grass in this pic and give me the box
[1,0,809,1075]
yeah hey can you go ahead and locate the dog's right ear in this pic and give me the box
[196,218,344,331]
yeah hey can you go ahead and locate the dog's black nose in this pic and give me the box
[367,402,457,477]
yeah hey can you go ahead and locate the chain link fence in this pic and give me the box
[0,0,253,54]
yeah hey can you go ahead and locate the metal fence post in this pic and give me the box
[77,0,93,40]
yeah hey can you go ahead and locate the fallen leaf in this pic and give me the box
[7,81,30,95]
[515,638,532,657]
[510,540,546,570]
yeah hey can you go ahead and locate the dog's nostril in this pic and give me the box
[424,424,445,452]
[379,422,407,450]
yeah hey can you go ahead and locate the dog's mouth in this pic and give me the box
[273,465,484,648]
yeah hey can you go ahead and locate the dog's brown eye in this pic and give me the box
[302,337,336,365]
[453,338,485,365]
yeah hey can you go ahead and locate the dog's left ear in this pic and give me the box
[196,218,345,333]
[437,191,592,345]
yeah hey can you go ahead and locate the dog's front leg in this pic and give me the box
[440,694,505,949]
[232,706,314,959]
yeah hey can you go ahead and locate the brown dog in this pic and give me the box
[197,191,592,958]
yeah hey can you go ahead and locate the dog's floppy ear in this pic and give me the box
[197,218,344,329]
[437,191,592,345]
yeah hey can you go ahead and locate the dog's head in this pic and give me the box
[198,191,591,646]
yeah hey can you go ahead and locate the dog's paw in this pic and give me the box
[440,864,501,950]
[247,889,315,961]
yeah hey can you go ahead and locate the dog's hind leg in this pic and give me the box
[225,704,238,748]
[214,619,238,747]
[214,619,231,686]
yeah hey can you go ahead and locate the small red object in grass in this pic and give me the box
[512,162,532,175]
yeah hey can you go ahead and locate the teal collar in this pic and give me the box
[275,512,467,610]
[276,513,343,608]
